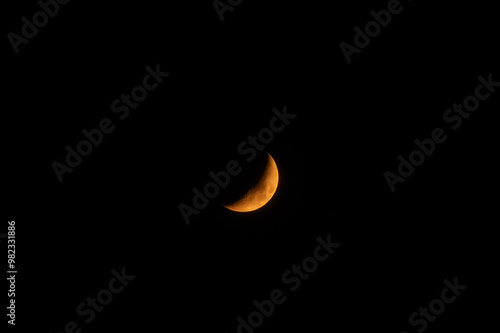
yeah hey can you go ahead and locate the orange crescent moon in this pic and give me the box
[223,153,279,212]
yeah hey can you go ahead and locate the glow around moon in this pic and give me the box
[223,153,279,212]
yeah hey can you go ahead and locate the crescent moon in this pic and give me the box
[223,153,279,212]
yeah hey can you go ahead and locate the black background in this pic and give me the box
[3,0,498,332]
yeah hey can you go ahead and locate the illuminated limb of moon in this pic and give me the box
[223,153,279,213]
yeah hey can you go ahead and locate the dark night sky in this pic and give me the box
[3,0,498,332]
